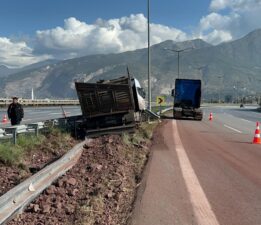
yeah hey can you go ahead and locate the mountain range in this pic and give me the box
[1,29,261,101]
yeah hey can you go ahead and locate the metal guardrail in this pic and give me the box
[0,99,79,107]
[0,122,46,144]
[0,141,86,224]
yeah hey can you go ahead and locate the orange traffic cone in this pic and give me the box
[253,122,261,144]
[2,114,8,123]
[209,112,213,121]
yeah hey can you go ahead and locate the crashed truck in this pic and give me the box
[75,74,146,136]
[172,79,203,120]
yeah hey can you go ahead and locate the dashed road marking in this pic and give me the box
[224,124,242,133]
[240,118,251,123]
[172,120,220,225]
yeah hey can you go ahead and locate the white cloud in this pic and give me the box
[196,0,261,44]
[210,0,261,11]
[0,37,52,68]
[34,14,188,58]
[2,1,261,68]
[210,0,229,11]
[199,30,233,45]
[199,13,233,31]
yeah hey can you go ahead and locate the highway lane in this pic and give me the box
[0,106,81,128]
[203,106,261,135]
[133,106,261,225]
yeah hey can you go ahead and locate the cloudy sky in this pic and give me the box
[0,0,261,67]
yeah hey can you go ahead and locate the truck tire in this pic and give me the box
[194,114,203,121]
[194,116,203,121]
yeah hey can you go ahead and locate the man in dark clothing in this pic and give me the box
[7,97,24,126]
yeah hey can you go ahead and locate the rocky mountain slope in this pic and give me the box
[1,29,261,101]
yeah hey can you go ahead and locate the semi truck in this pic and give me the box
[172,79,203,120]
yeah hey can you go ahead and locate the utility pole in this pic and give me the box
[147,0,151,111]
[164,47,194,78]
[217,76,222,104]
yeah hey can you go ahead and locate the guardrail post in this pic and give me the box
[12,129,17,145]
[35,125,39,137]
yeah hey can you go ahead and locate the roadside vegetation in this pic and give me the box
[0,128,74,167]
[151,105,172,113]
[0,127,78,196]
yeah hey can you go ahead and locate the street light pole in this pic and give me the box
[164,47,194,79]
[147,0,151,111]
[217,76,222,104]
[177,51,180,78]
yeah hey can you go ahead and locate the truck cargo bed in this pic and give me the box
[75,77,135,119]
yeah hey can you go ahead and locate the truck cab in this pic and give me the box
[172,79,203,120]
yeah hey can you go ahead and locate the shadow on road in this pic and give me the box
[160,115,174,119]
[225,140,252,144]
[160,115,203,121]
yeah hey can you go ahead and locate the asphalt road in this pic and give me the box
[0,106,81,128]
[132,106,261,225]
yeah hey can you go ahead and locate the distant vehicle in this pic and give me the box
[75,75,146,131]
[172,79,202,120]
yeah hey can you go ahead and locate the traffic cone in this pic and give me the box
[2,114,8,123]
[209,112,213,121]
[253,122,261,144]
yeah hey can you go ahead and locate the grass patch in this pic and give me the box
[122,132,132,147]
[122,121,158,182]
[0,127,73,167]
[0,143,23,166]
[122,122,158,148]
[0,135,45,166]
[17,134,45,151]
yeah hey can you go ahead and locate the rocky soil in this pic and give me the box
[8,124,155,225]
[0,130,77,196]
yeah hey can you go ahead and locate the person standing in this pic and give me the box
[7,97,24,126]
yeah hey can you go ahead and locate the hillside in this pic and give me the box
[1,29,261,101]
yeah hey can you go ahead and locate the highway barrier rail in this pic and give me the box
[0,140,86,224]
[0,98,79,107]
[0,122,48,144]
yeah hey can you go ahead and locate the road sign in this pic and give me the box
[156,96,166,105]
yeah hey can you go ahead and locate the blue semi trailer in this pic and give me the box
[172,79,203,120]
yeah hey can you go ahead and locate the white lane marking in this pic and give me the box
[240,118,251,123]
[172,120,220,225]
[49,112,71,115]
[28,111,53,115]
[224,124,242,133]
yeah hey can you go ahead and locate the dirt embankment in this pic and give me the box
[8,124,156,225]
[0,130,78,197]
